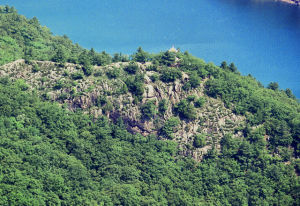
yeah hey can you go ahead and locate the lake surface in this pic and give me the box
[3,0,300,97]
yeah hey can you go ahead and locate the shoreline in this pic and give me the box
[276,0,300,5]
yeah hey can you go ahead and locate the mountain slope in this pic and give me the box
[0,5,299,206]
[0,77,299,205]
[0,59,248,161]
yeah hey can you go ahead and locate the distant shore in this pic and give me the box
[277,0,300,6]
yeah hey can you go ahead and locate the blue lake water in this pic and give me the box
[3,0,300,97]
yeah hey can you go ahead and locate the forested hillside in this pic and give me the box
[0,5,299,205]
[0,5,112,66]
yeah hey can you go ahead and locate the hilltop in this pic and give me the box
[0,5,299,205]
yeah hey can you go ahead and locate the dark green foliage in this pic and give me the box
[205,69,300,156]
[160,117,180,139]
[188,72,201,88]
[204,63,222,78]
[0,9,112,66]
[285,88,295,99]
[58,92,69,101]
[0,9,84,65]
[220,61,228,70]
[92,51,112,66]
[0,5,17,13]
[93,70,103,77]
[146,64,158,71]
[229,62,238,73]
[96,95,107,106]
[53,80,65,90]
[180,52,208,77]
[187,95,196,102]
[182,70,202,91]
[290,115,300,156]
[158,51,176,66]
[14,79,29,91]
[158,99,168,114]
[140,100,156,120]
[82,64,93,76]
[150,74,159,82]
[219,61,240,75]
[125,74,144,99]
[112,52,129,62]
[106,68,120,79]
[267,82,279,90]
[174,99,197,120]
[193,134,206,148]
[182,82,191,91]
[78,50,91,66]
[0,9,299,205]
[52,46,67,64]
[265,118,293,147]
[117,83,128,95]
[194,97,206,108]
[71,72,84,80]
[132,47,150,63]
[124,62,139,74]
[31,63,40,73]
[160,67,182,82]
[0,75,298,205]
[102,100,113,114]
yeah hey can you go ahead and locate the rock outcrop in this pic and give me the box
[0,59,246,160]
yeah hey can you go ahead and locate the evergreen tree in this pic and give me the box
[267,82,279,90]
[133,47,149,63]
[52,46,67,64]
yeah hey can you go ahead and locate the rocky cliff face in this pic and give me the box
[0,59,246,160]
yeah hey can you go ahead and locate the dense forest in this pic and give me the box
[0,5,299,206]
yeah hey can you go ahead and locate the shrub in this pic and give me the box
[265,119,293,147]
[193,134,206,148]
[15,79,29,91]
[160,117,180,139]
[53,80,65,90]
[71,72,84,80]
[158,51,176,66]
[183,82,191,91]
[118,83,128,95]
[58,93,69,101]
[150,74,159,82]
[160,67,182,83]
[82,65,93,76]
[93,70,103,77]
[63,70,69,77]
[189,73,201,88]
[146,65,158,71]
[124,62,139,74]
[93,51,112,66]
[158,99,168,114]
[96,96,107,106]
[132,47,150,63]
[194,97,206,108]
[187,95,196,102]
[183,72,201,90]
[125,75,144,99]
[140,100,156,120]
[267,82,279,91]
[112,52,130,62]
[106,68,120,79]
[102,101,113,114]
[174,99,197,120]
[32,64,40,73]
